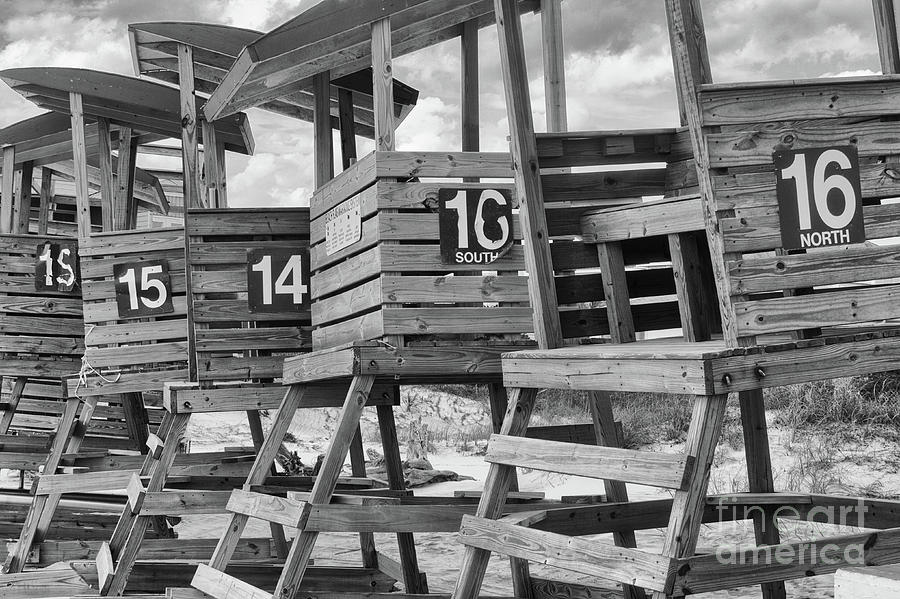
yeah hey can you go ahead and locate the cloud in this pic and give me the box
[0,0,889,208]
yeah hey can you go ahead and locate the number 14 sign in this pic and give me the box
[774,146,865,250]
[247,248,309,313]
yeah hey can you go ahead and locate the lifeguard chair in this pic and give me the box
[453,1,900,598]
[170,2,702,599]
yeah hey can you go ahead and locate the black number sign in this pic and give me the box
[247,248,309,313]
[113,260,174,319]
[438,188,514,265]
[35,240,78,293]
[774,146,865,250]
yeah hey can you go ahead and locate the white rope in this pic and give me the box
[71,325,121,398]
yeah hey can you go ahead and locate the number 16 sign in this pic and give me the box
[774,146,865,250]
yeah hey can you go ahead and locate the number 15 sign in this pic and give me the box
[774,146,865,250]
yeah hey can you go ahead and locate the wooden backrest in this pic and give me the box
[75,228,189,396]
[0,234,83,380]
[185,208,311,382]
[541,129,706,343]
[698,76,900,344]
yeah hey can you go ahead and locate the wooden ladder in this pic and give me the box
[190,376,428,599]
[3,394,102,573]
[453,389,727,598]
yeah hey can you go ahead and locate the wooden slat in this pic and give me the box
[186,208,310,236]
[729,244,900,294]
[581,196,703,243]
[734,283,900,336]
[458,515,671,592]
[485,434,692,489]
[722,202,900,253]
[191,563,273,599]
[707,119,900,168]
[674,526,900,595]
[699,76,900,125]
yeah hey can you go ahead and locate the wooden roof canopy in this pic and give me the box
[0,67,254,155]
[129,21,420,138]
[0,112,169,214]
[203,0,540,120]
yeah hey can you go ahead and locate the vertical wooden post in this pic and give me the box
[178,43,201,210]
[0,145,14,234]
[873,0,900,73]
[246,409,290,558]
[97,117,115,232]
[214,141,227,207]
[541,0,567,132]
[338,89,358,169]
[313,71,335,188]
[14,161,34,234]
[372,18,396,152]
[494,0,562,349]
[201,120,227,208]
[115,126,138,231]
[37,168,52,235]
[668,232,713,342]
[461,20,480,154]
[68,92,92,239]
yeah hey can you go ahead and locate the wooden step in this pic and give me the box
[225,489,306,527]
[485,434,694,489]
[96,541,115,594]
[192,563,273,599]
[458,514,672,593]
[34,470,140,495]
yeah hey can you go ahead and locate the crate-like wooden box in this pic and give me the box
[309,151,531,351]
[0,234,83,381]
[186,208,311,382]
[72,228,188,397]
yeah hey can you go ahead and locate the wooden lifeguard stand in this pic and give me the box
[0,66,258,579]
[452,1,900,598]
[167,2,699,599]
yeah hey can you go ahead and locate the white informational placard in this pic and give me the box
[324,195,362,256]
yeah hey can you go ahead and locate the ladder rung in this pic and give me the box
[96,541,115,594]
[140,489,232,515]
[35,470,137,495]
[146,433,164,460]
[126,473,145,514]
[485,434,694,490]
[192,563,274,599]
[458,514,671,593]
[226,489,306,528]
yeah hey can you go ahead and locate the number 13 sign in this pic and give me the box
[774,146,865,250]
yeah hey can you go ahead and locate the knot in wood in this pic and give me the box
[181,115,192,128]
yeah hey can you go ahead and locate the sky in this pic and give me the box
[0,0,886,208]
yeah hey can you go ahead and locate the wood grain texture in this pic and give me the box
[486,434,693,489]
[700,76,900,125]
[457,515,672,592]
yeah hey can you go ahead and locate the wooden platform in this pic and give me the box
[503,329,900,395]
[283,341,536,385]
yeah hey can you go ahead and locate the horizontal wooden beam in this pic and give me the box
[458,515,673,592]
[485,434,693,490]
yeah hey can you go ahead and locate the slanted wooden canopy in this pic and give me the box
[129,21,420,138]
[203,0,539,120]
[0,67,254,155]
[0,112,169,235]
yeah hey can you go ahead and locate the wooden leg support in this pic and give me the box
[247,408,290,559]
[4,397,86,573]
[590,391,647,599]
[208,384,307,570]
[739,389,786,599]
[377,395,427,593]
[652,394,727,599]
[272,375,376,599]
[349,424,379,568]
[452,386,538,599]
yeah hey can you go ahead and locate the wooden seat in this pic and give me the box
[451,1,900,599]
